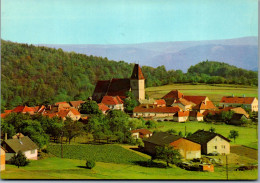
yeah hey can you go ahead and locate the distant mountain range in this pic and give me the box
[39,36,258,72]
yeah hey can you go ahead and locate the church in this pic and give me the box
[92,64,145,102]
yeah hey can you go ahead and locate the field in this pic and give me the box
[1,157,257,180]
[155,121,258,149]
[46,144,148,164]
[146,83,258,104]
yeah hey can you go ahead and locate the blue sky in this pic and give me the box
[1,0,258,44]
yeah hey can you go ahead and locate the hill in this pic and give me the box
[39,37,258,71]
[1,40,257,109]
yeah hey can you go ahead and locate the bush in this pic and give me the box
[86,160,95,169]
[137,138,144,148]
[10,151,30,168]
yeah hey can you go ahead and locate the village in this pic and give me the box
[0,64,258,177]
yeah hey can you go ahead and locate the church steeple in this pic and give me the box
[130,64,145,101]
[131,64,145,80]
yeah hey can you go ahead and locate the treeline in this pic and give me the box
[1,40,257,109]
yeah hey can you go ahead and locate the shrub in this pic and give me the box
[86,160,95,169]
[10,150,30,168]
[137,138,144,148]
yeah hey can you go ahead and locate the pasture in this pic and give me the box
[146,83,258,104]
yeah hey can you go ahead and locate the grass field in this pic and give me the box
[1,157,257,180]
[146,83,258,104]
[47,144,149,164]
[155,121,258,149]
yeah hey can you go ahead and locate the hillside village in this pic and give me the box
[0,64,258,176]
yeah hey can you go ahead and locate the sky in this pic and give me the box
[1,0,258,44]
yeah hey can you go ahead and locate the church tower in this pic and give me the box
[130,64,145,101]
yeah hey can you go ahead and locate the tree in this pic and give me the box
[155,145,182,167]
[63,118,84,144]
[145,120,157,129]
[10,151,30,168]
[220,111,234,122]
[124,91,138,113]
[209,127,216,133]
[79,100,101,115]
[228,130,239,143]
[1,120,16,138]
[167,129,177,135]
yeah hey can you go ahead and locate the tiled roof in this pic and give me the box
[101,96,124,105]
[131,128,152,135]
[4,136,39,153]
[220,96,256,104]
[230,107,249,118]
[163,90,184,99]
[70,108,81,115]
[187,130,230,145]
[57,110,70,118]
[143,132,181,146]
[173,111,190,117]
[155,99,166,105]
[133,106,180,113]
[55,101,68,105]
[43,112,58,118]
[4,110,12,114]
[69,100,85,108]
[193,101,217,110]
[56,102,71,109]
[98,103,110,112]
[175,98,195,106]
[183,96,207,105]
[12,106,34,113]
[131,64,145,80]
[1,113,9,119]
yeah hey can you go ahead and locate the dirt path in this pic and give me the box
[230,145,258,160]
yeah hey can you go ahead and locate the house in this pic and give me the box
[162,90,184,106]
[189,111,204,121]
[171,98,195,111]
[57,108,81,121]
[154,99,166,107]
[55,102,71,111]
[101,96,124,111]
[133,105,181,118]
[143,132,201,159]
[98,103,110,114]
[192,100,217,113]
[131,129,153,139]
[12,106,35,115]
[1,146,6,171]
[219,96,258,112]
[229,113,249,125]
[187,130,230,155]
[219,107,250,118]
[69,100,85,109]
[173,111,190,122]
[92,64,145,102]
[2,136,39,161]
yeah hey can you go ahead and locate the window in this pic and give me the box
[214,146,217,150]
[222,145,225,149]
[31,150,35,154]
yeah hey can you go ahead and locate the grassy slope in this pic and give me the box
[146,83,258,104]
[1,157,257,180]
[155,121,258,149]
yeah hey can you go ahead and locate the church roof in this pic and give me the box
[131,64,145,80]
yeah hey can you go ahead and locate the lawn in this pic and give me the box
[146,83,258,104]
[1,157,257,180]
[46,144,149,164]
[155,121,258,149]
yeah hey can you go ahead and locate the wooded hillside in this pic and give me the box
[1,40,257,109]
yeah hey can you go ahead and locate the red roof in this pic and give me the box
[220,96,256,104]
[1,113,9,119]
[101,96,124,105]
[4,110,12,114]
[173,111,190,117]
[70,108,81,115]
[175,98,195,106]
[69,100,85,108]
[55,101,68,105]
[183,96,207,105]
[193,101,217,110]
[163,90,184,99]
[57,110,70,119]
[155,99,166,105]
[43,112,58,118]
[131,64,145,80]
[131,128,152,135]
[98,103,110,112]
[133,106,180,113]
[12,106,34,113]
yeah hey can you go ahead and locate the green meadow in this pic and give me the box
[1,157,257,180]
[146,83,258,104]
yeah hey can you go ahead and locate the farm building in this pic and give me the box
[143,132,201,159]
[187,130,230,155]
[1,146,6,171]
[69,100,85,109]
[133,105,181,118]
[2,135,39,161]
[219,96,258,112]
[98,103,110,114]
[57,108,81,121]
[229,113,249,125]
[162,90,184,106]
[92,64,145,102]
[131,129,153,139]
[173,111,203,122]
[171,98,195,111]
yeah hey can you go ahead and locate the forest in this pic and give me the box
[1,40,258,109]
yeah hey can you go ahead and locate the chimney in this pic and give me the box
[5,133,7,140]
